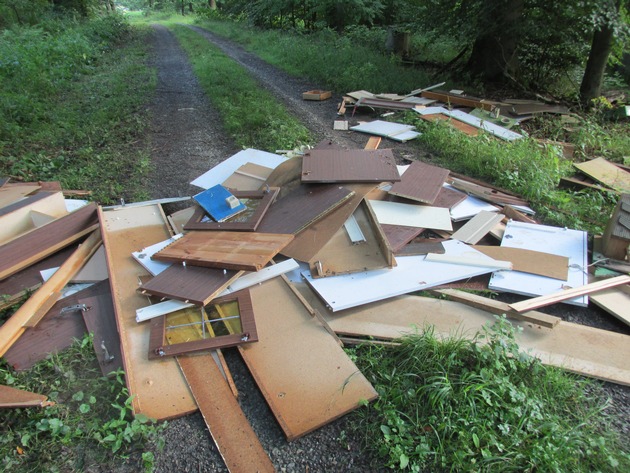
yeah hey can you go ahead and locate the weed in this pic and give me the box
[0,334,165,472]
[352,318,630,472]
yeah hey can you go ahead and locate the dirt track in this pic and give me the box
[130,23,630,472]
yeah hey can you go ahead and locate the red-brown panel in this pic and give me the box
[301,149,400,183]
[388,161,449,204]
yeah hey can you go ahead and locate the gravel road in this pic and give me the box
[116,23,629,472]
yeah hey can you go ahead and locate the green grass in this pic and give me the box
[0,15,155,204]
[351,318,629,472]
[0,335,164,472]
[168,24,312,151]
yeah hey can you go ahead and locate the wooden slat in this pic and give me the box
[177,355,275,473]
[0,230,101,357]
[301,149,400,183]
[256,183,354,235]
[364,136,382,150]
[0,202,99,280]
[503,205,539,224]
[240,277,378,441]
[509,275,630,313]
[389,161,449,204]
[139,264,243,306]
[0,385,52,408]
[152,231,293,272]
[99,204,197,421]
[448,177,529,207]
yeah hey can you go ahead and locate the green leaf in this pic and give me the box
[472,432,480,449]
[20,433,31,447]
[72,391,84,402]
[400,453,409,469]
[380,425,391,436]
[79,403,91,414]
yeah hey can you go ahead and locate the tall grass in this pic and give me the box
[0,15,154,203]
[352,318,629,472]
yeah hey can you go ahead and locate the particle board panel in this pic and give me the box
[451,210,505,244]
[0,385,51,408]
[381,224,425,252]
[256,183,355,235]
[0,184,40,209]
[444,109,523,141]
[2,281,111,371]
[308,200,394,278]
[80,289,124,376]
[240,277,378,441]
[296,283,630,386]
[152,231,293,272]
[303,240,505,311]
[0,191,67,245]
[138,263,242,306]
[0,202,99,281]
[301,149,401,183]
[167,206,196,234]
[221,162,273,191]
[177,354,275,473]
[488,221,588,306]
[388,161,450,204]
[100,204,197,420]
[279,184,375,262]
[472,246,569,280]
[368,199,453,231]
[589,283,630,327]
[574,157,630,193]
[191,148,287,190]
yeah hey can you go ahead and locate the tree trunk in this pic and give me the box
[579,12,618,106]
[465,0,524,83]
[208,0,216,9]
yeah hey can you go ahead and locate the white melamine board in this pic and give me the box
[65,199,89,212]
[368,199,453,231]
[451,210,505,244]
[443,109,524,141]
[135,259,300,322]
[488,221,588,306]
[400,97,437,105]
[414,106,450,115]
[343,214,366,243]
[131,233,183,276]
[350,120,419,141]
[397,164,410,175]
[303,240,503,311]
[190,149,287,190]
[389,130,421,142]
[448,185,500,221]
[41,245,108,283]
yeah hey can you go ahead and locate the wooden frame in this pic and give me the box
[183,187,279,231]
[148,289,257,359]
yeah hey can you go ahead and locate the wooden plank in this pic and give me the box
[574,157,630,193]
[503,205,539,224]
[388,161,449,204]
[177,354,275,473]
[509,275,630,313]
[3,281,110,371]
[451,210,505,244]
[279,184,375,262]
[488,221,588,306]
[100,204,197,420]
[368,199,453,231]
[0,385,52,408]
[297,283,630,386]
[303,240,503,312]
[80,288,124,376]
[240,277,377,441]
[256,183,354,235]
[431,288,560,328]
[448,177,529,207]
[364,136,382,150]
[139,264,243,306]
[472,246,569,280]
[0,202,99,281]
[589,283,630,328]
[152,231,293,272]
[0,230,101,357]
[0,191,67,245]
[420,90,495,111]
[309,200,394,278]
[301,149,401,183]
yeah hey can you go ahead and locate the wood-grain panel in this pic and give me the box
[389,161,449,204]
[301,149,400,183]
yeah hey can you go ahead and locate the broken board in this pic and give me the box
[240,277,377,441]
[574,157,630,193]
[100,204,197,420]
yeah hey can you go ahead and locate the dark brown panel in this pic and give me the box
[138,264,242,306]
[256,183,355,235]
[0,203,99,280]
[80,288,124,376]
[301,149,400,183]
[432,186,467,209]
[389,161,450,204]
[3,280,111,371]
[381,224,424,253]
[183,187,279,232]
[152,231,293,272]
[395,240,445,256]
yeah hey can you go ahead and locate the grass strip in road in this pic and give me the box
[169,24,312,152]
